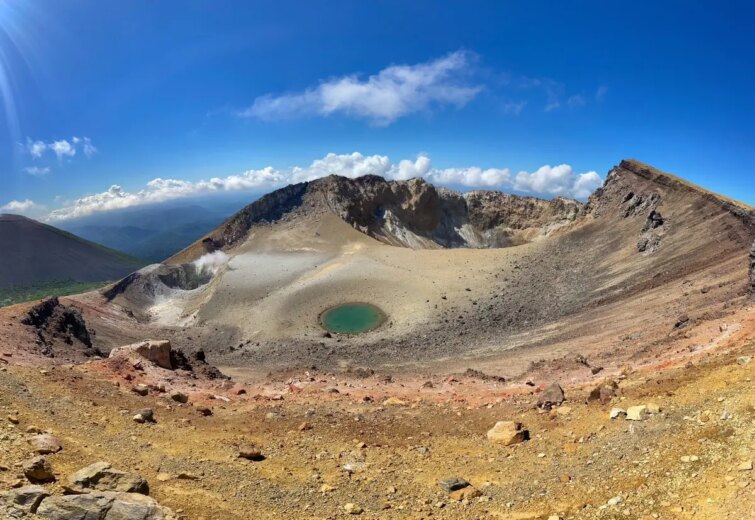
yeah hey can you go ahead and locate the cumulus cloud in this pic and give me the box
[45,152,602,222]
[1,199,47,218]
[241,51,482,125]
[25,136,96,160]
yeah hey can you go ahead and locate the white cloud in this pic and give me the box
[45,152,602,222]
[512,164,602,199]
[24,166,50,176]
[241,51,482,125]
[25,136,96,161]
[50,140,76,159]
[27,139,47,158]
[1,199,47,218]
[427,166,511,187]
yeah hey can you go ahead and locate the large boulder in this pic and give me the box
[65,462,148,494]
[109,340,172,369]
[1,485,49,518]
[36,491,176,520]
[486,421,530,445]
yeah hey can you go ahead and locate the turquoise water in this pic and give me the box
[320,303,386,334]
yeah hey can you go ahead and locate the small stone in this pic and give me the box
[559,474,571,483]
[382,397,406,406]
[320,484,335,493]
[736,356,751,366]
[537,383,565,409]
[132,408,155,423]
[646,403,661,414]
[344,503,363,514]
[170,391,188,403]
[681,455,699,463]
[156,472,172,482]
[438,478,470,492]
[449,487,482,501]
[298,422,312,431]
[22,456,55,483]
[132,384,149,396]
[626,405,648,421]
[609,407,626,419]
[486,421,530,445]
[32,433,63,454]
[607,496,623,506]
[196,407,212,416]
[238,445,265,461]
[555,406,572,416]
[737,460,753,471]
[7,415,19,424]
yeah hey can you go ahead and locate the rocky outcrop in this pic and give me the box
[35,491,176,520]
[21,297,94,356]
[750,240,755,295]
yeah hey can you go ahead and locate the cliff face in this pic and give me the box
[178,174,583,256]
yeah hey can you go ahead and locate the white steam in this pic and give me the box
[192,251,230,275]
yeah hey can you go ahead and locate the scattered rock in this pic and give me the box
[438,478,470,492]
[626,405,649,421]
[382,397,407,406]
[737,461,753,471]
[23,456,55,483]
[588,380,619,404]
[169,391,188,403]
[449,487,482,501]
[680,455,699,463]
[32,433,63,454]
[537,383,565,409]
[66,462,148,494]
[133,384,149,396]
[609,408,626,420]
[344,503,363,514]
[737,356,751,366]
[7,415,19,424]
[486,421,529,446]
[196,406,212,417]
[109,339,173,369]
[238,445,265,461]
[133,409,155,424]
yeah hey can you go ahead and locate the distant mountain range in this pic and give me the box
[58,194,257,263]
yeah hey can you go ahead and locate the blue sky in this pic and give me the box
[0,0,753,220]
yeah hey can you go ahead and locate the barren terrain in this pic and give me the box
[1,159,753,519]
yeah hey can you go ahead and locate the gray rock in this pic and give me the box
[1,485,49,518]
[23,456,55,483]
[66,462,148,494]
[537,383,565,409]
[133,409,155,424]
[36,491,177,520]
[438,477,470,492]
